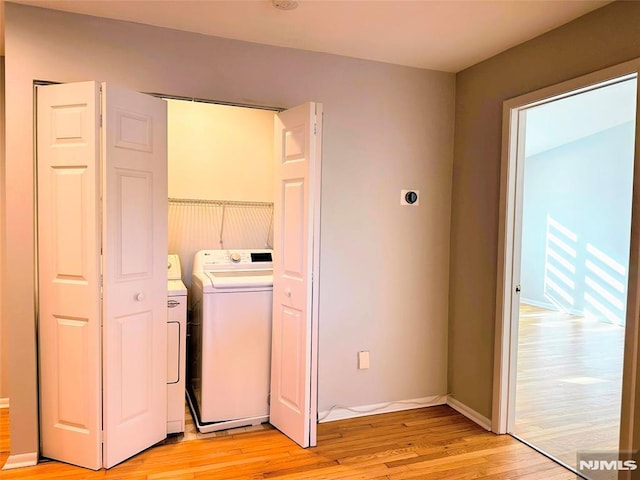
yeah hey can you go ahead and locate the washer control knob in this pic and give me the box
[230,252,241,263]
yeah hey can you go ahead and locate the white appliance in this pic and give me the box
[188,249,273,433]
[167,254,187,434]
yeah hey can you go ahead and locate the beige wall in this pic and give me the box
[167,99,276,286]
[167,99,275,202]
[0,55,7,402]
[449,0,640,419]
[4,4,455,455]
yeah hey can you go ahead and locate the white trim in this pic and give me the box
[520,298,583,317]
[519,298,555,310]
[0,398,9,409]
[446,396,491,431]
[318,395,447,423]
[2,452,38,470]
[308,102,323,447]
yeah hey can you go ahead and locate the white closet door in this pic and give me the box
[270,102,322,448]
[101,83,168,468]
[37,81,103,470]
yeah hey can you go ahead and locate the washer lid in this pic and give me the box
[203,270,273,289]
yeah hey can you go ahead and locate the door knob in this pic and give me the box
[135,293,145,301]
[284,288,292,298]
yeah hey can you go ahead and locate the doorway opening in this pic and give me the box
[513,78,635,469]
[493,69,639,476]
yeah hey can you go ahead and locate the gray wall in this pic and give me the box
[449,0,640,419]
[3,4,454,454]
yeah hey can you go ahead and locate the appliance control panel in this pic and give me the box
[193,249,273,273]
[167,254,183,280]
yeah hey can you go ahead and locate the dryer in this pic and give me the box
[167,254,187,434]
[188,249,273,433]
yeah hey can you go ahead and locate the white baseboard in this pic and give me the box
[520,298,583,317]
[520,298,555,310]
[446,396,491,431]
[0,398,8,409]
[318,394,447,423]
[2,452,38,470]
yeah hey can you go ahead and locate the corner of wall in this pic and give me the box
[446,395,491,431]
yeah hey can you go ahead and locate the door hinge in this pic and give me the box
[100,114,102,127]
[313,123,317,135]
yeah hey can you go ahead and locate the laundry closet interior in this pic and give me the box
[167,98,276,273]
[166,97,277,434]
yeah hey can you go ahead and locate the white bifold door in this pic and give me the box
[270,102,322,448]
[37,81,168,470]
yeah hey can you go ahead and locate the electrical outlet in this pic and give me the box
[358,351,370,369]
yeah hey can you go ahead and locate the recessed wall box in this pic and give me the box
[401,189,420,206]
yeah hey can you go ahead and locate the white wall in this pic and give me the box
[167,99,274,202]
[521,122,634,324]
[3,4,455,454]
[167,100,276,283]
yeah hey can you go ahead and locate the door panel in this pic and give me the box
[102,84,168,468]
[115,170,153,277]
[270,103,321,448]
[283,181,305,275]
[279,306,303,411]
[37,81,102,470]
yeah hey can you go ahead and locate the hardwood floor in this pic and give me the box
[514,303,624,469]
[0,406,574,479]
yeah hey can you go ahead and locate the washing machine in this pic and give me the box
[167,254,187,434]
[187,249,273,433]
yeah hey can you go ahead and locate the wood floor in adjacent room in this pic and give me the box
[514,304,624,470]
[0,406,574,479]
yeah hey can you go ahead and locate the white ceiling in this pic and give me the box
[1,0,613,72]
[525,78,637,157]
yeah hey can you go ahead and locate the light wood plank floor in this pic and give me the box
[0,406,575,479]
[514,303,624,469]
